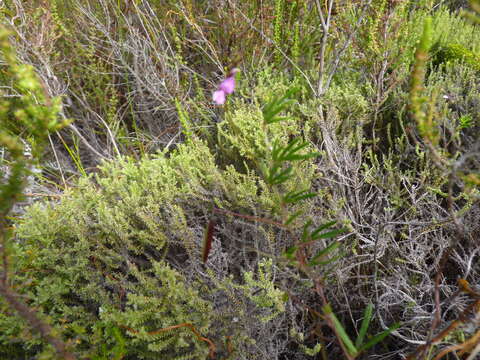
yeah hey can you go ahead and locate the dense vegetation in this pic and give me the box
[1,0,480,359]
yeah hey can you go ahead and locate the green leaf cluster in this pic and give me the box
[1,142,229,358]
[241,258,286,323]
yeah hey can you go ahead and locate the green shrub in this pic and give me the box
[431,42,480,71]
[3,142,225,358]
[4,105,311,357]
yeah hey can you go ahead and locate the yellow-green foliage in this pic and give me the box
[289,327,322,357]
[217,71,316,215]
[321,79,369,128]
[431,6,480,52]
[0,24,66,230]
[217,70,301,164]
[0,25,72,360]
[428,6,480,72]
[410,17,437,145]
[2,142,225,358]
[3,117,314,357]
[0,28,66,150]
[204,256,288,352]
[431,43,480,71]
[99,261,211,359]
[241,258,286,323]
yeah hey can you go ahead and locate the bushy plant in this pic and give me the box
[0,25,74,360]
[431,42,480,71]
[2,1,480,359]
[4,141,222,358]
[2,75,320,358]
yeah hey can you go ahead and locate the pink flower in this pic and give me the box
[212,90,226,105]
[213,68,239,105]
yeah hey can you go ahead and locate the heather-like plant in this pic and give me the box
[0,25,215,359]
[2,1,480,359]
[259,88,400,359]
[6,143,222,359]
[0,27,74,359]
[204,78,401,357]
[405,11,480,359]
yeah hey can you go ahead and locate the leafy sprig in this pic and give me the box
[261,88,399,359]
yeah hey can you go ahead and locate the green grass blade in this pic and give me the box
[355,302,374,348]
[358,323,401,353]
[323,304,358,357]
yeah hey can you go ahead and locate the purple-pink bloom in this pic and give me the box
[212,90,226,105]
[219,76,235,94]
[213,68,239,105]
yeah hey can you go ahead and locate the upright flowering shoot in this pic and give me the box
[213,68,239,105]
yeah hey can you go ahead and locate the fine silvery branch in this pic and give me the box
[315,0,334,96]
[316,0,373,96]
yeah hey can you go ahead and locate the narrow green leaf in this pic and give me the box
[265,116,292,124]
[358,323,401,353]
[265,100,296,119]
[271,140,283,160]
[285,210,303,226]
[268,166,293,185]
[276,139,319,162]
[284,245,298,259]
[355,302,374,348]
[311,228,346,241]
[273,139,297,162]
[301,219,313,242]
[284,152,320,161]
[278,139,306,161]
[262,95,280,119]
[284,140,308,155]
[322,304,358,356]
[308,241,340,263]
[310,221,337,238]
[283,189,317,204]
[262,88,299,124]
[308,251,343,267]
[267,163,281,179]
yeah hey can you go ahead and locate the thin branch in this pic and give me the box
[322,0,373,95]
[315,0,334,95]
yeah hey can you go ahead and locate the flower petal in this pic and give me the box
[219,76,235,94]
[212,90,226,105]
